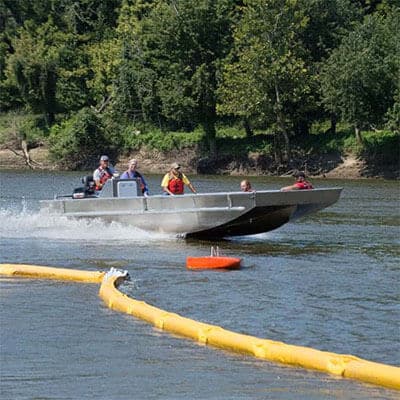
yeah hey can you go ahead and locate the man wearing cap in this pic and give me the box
[120,159,149,196]
[281,171,313,191]
[161,162,197,195]
[93,155,115,191]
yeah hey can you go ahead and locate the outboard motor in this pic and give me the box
[82,175,95,196]
[72,175,96,199]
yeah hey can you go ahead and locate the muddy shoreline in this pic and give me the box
[0,146,397,180]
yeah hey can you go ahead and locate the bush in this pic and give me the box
[49,108,116,169]
[121,125,203,153]
[361,130,400,165]
[0,112,47,148]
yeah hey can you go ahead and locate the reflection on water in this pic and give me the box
[0,171,399,399]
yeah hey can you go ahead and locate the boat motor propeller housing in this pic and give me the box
[72,175,96,199]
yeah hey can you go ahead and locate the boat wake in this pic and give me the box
[0,208,173,242]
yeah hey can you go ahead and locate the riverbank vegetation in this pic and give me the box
[0,1,399,176]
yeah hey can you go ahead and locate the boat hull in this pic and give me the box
[40,188,342,238]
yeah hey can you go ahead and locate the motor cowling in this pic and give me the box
[72,176,96,199]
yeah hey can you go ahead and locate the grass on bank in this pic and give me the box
[0,112,398,169]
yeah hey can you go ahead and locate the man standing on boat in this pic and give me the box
[281,171,313,191]
[120,158,149,196]
[93,155,116,191]
[161,162,197,195]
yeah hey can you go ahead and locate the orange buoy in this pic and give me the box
[186,246,241,270]
[186,256,241,270]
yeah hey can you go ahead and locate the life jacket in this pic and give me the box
[168,173,184,194]
[294,181,313,190]
[126,170,145,193]
[95,167,112,190]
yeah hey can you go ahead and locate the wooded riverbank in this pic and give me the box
[0,145,397,180]
[1,2,398,181]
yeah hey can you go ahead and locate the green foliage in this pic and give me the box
[86,37,121,106]
[302,124,399,163]
[216,126,246,139]
[218,0,316,159]
[0,112,48,147]
[361,130,400,164]
[122,126,203,152]
[0,0,398,174]
[49,108,114,169]
[19,115,49,145]
[295,125,352,153]
[1,0,121,35]
[300,0,362,62]
[222,137,273,157]
[5,20,63,124]
[386,100,400,133]
[0,80,23,111]
[132,0,236,151]
[58,0,121,36]
[320,9,399,135]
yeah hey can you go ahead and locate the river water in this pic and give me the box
[0,170,399,399]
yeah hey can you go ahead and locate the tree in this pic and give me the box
[384,7,400,133]
[218,0,313,162]
[320,9,399,143]
[5,21,61,125]
[86,36,121,112]
[111,0,158,124]
[0,112,45,168]
[134,0,236,155]
[300,0,361,63]
[49,107,115,169]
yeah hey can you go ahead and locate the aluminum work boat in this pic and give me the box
[40,177,342,238]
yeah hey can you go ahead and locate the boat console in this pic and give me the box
[72,176,143,199]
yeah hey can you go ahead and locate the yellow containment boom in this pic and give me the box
[1,263,399,391]
[0,263,105,283]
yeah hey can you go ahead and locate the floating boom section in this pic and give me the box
[0,263,104,283]
[99,272,400,391]
[2,263,398,391]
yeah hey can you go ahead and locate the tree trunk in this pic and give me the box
[43,67,57,126]
[5,141,39,169]
[329,114,337,134]
[243,118,253,137]
[274,82,290,162]
[273,134,282,164]
[21,140,34,169]
[45,112,55,126]
[355,125,363,145]
[202,120,217,158]
[94,94,112,114]
[279,124,290,162]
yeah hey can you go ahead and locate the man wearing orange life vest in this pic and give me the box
[93,155,116,191]
[161,162,197,195]
[280,171,313,191]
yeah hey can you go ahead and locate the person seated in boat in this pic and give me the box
[93,155,116,191]
[240,179,254,192]
[280,171,313,191]
[120,158,149,196]
[161,162,197,195]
